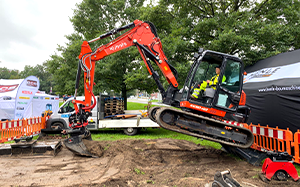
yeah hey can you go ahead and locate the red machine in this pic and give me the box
[64,20,254,156]
[260,151,299,182]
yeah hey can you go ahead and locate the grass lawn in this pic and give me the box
[60,101,154,110]
[149,99,161,103]
[91,128,222,150]
[127,102,159,110]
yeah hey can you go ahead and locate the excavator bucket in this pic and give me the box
[63,136,94,157]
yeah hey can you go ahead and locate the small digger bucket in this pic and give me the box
[63,135,94,157]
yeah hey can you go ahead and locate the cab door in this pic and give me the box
[181,51,224,106]
[214,58,243,111]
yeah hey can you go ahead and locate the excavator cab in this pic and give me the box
[180,49,248,122]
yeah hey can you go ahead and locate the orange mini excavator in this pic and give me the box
[63,20,254,156]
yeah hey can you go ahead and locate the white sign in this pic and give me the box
[14,76,39,119]
[244,61,300,84]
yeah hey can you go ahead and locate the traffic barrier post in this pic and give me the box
[293,130,300,164]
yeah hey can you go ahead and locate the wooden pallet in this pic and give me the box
[105,104,124,107]
[105,100,123,103]
[105,105,124,109]
[104,97,125,117]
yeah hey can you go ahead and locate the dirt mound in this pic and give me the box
[0,139,299,187]
[37,134,67,141]
[82,139,104,157]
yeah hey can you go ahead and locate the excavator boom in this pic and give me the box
[72,20,178,119]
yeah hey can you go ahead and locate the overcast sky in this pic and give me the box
[0,0,83,71]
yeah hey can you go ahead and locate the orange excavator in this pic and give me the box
[63,20,254,156]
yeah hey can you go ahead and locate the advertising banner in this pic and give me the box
[32,93,59,117]
[244,62,300,84]
[243,49,300,133]
[14,76,39,119]
[0,79,24,100]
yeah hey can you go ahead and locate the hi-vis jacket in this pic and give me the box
[192,74,226,99]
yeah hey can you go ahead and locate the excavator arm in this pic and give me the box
[69,20,178,129]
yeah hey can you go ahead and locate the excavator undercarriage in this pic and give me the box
[150,107,253,149]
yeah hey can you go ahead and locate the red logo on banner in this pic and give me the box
[22,90,33,95]
[0,84,19,93]
[26,80,37,87]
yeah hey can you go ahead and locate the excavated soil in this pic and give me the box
[0,138,299,187]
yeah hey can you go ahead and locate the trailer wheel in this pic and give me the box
[51,122,64,130]
[123,127,138,136]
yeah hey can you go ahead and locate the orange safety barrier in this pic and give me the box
[249,123,293,155]
[0,116,47,143]
[292,130,300,164]
[25,117,44,136]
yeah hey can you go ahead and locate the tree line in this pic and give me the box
[1,0,299,102]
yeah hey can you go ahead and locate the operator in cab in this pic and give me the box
[191,65,226,100]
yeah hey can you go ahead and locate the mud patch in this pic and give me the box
[37,134,67,141]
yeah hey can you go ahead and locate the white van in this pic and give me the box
[46,95,159,135]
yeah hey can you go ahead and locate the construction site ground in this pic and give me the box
[0,138,299,187]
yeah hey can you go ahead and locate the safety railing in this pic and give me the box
[292,130,300,164]
[249,123,294,155]
[224,121,300,164]
[0,116,47,143]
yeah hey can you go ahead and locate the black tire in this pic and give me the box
[123,127,138,136]
[50,122,64,130]
[274,170,288,181]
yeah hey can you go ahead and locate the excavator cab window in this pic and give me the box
[215,59,242,110]
[185,52,224,105]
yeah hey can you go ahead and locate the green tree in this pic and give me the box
[47,0,300,107]
[45,33,85,96]
[142,0,300,67]
[70,0,154,109]
[0,67,13,79]
[0,67,20,79]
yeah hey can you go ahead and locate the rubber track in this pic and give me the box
[154,107,254,149]
[148,106,160,123]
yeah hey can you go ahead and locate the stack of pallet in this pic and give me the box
[104,97,125,117]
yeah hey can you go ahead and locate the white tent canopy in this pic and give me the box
[0,77,59,120]
[0,79,24,100]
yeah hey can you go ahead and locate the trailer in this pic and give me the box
[45,94,159,135]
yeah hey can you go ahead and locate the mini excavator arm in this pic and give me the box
[69,20,178,129]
